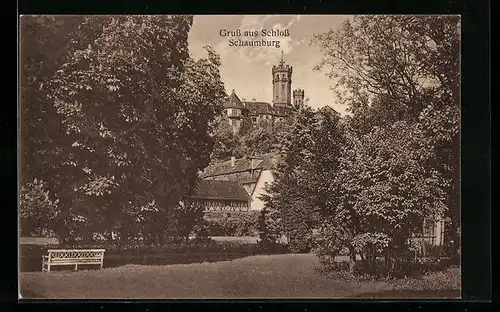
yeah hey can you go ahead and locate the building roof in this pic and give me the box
[244,101,274,115]
[224,90,246,109]
[317,105,340,115]
[201,153,280,178]
[190,180,249,201]
[242,101,292,117]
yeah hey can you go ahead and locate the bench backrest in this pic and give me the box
[47,249,106,260]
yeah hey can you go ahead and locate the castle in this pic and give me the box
[222,52,306,134]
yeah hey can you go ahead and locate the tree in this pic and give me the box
[262,107,319,252]
[20,16,108,240]
[237,119,279,156]
[312,15,460,257]
[23,16,226,243]
[210,119,239,163]
[312,15,460,123]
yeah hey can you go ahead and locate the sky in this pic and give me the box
[188,15,351,115]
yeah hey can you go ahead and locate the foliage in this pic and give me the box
[391,265,460,290]
[174,200,207,240]
[312,15,461,258]
[314,121,447,274]
[261,107,324,252]
[21,16,226,243]
[302,15,461,276]
[236,119,289,157]
[204,212,260,236]
[210,113,295,164]
[19,179,61,236]
[209,119,239,163]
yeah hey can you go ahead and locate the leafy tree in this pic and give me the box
[20,16,108,240]
[315,121,447,274]
[22,16,226,243]
[210,118,239,163]
[312,15,460,258]
[261,107,319,252]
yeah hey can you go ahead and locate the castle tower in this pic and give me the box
[293,89,305,108]
[272,51,292,108]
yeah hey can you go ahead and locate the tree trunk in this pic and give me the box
[348,245,356,274]
[370,246,376,272]
[385,248,390,271]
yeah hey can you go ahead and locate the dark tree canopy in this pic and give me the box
[20,16,226,242]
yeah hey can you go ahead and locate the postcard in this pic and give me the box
[19,14,461,299]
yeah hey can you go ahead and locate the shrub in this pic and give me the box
[392,266,461,291]
[204,212,260,236]
[19,179,60,237]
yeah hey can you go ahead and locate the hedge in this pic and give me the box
[203,211,260,237]
[19,237,289,272]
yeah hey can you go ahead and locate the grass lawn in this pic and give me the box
[19,254,459,299]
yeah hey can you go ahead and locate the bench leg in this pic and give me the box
[47,263,51,272]
[74,264,78,271]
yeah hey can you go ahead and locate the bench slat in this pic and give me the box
[47,249,105,252]
[50,259,102,262]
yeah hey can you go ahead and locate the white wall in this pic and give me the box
[250,169,274,211]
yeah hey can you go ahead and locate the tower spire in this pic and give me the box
[279,50,284,66]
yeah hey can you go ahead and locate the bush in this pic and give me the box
[204,212,260,236]
[392,266,461,291]
[316,254,455,280]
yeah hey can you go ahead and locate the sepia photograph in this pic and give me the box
[18,14,461,299]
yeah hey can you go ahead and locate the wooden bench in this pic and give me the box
[42,249,105,272]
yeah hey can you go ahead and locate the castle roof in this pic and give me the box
[190,180,249,202]
[241,101,292,117]
[317,105,340,116]
[201,153,280,178]
[243,101,274,115]
[223,90,246,109]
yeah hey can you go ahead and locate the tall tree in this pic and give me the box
[22,16,226,243]
[312,15,460,254]
[262,107,319,252]
[20,16,104,238]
